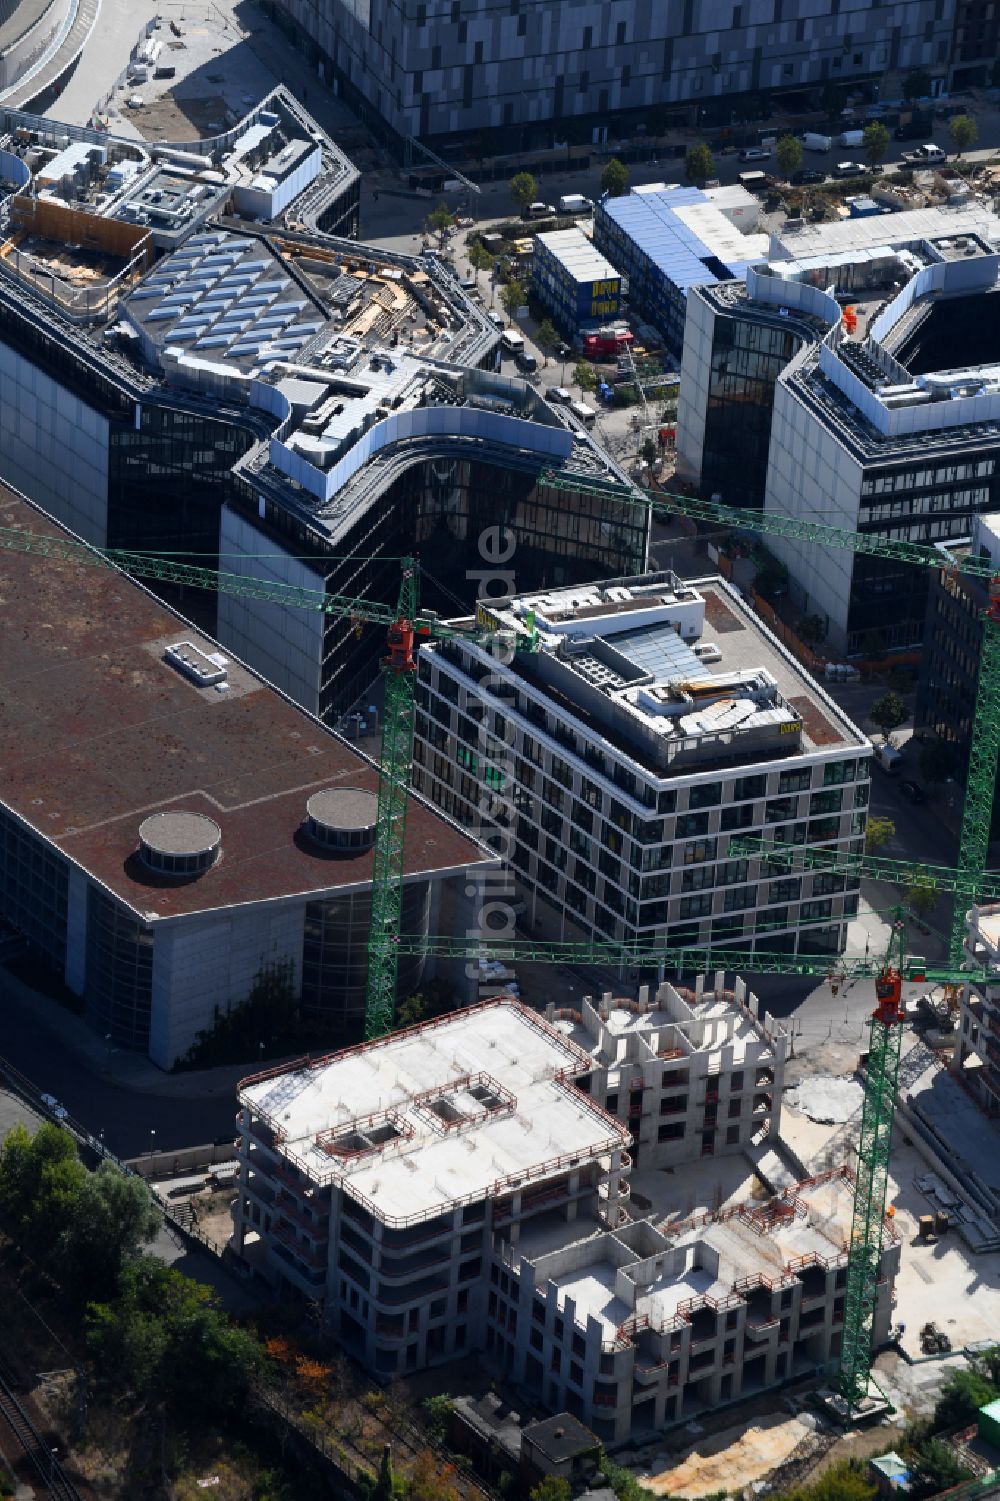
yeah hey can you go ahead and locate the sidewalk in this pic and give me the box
[0,960,302,1100]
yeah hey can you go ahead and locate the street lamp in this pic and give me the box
[148,1128,156,1165]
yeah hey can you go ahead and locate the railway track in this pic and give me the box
[0,1352,84,1501]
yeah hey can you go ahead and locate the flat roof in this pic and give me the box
[239,998,631,1224]
[125,229,327,372]
[456,573,867,773]
[599,187,768,293]
[534,228,620,285]
[0,487,487,921]
[775,203,1000,260]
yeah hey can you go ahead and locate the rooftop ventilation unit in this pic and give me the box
[164,640,228,687]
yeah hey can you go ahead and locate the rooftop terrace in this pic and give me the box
[451,572,866,777]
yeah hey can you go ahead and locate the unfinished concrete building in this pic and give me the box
[548,976,787,1172]
[956,904,1000,1114]
[232,994,887,1440]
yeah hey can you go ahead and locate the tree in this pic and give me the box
[907,1439,972,1501]
[869,690,909,743]
[530,1480,571,1501]
[426,202,454,243]
[685,142,715,187]
[865,815,896,853]
[600,157,630,197]
[863,122,890,169]
[905,868,937,921]
[933,1365,998,1431]
[422,1395,454,1446]
[499,279,525,324]
[640,437,658,465]
[902,68,933,102]
[408,1450,460,1501]
[87,1255,268,1419]
[0,1122,86,1264]
[755,557,789,602]
[57,1159,161,1301]
[178,958,300,1069]
[797,614,827,645]
[949,113,978,157]
[776,135,803,178]
[375,1444,395,1501]
[509,171,538,212]
[536,318,559,365]
[779,1461,877,1501]
[917,738,954,788]
[573,359,597,393]
[468,240,494,287]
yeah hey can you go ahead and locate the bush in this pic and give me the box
[934,1366,998,1431]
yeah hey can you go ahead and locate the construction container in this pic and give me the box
[935,1210,949,1235]
[918,1214,935,1239]
[532,227,621,331]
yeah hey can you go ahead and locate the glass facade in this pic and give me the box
[108,406,258,634]
[0,806,68,968]
[301,882,430,1038]
[249,454,648,720]
[849,455,1000,653]
[701,316,802,509]
[414,646,865,959]
[85,888,154,1050]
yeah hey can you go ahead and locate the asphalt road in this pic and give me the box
[0,988,237,1160]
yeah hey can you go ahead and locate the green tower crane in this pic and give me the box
[364,563,419,1041]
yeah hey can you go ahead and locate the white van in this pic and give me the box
[500,329,525,354]
[570,400,597,425]
[875,744,902,775]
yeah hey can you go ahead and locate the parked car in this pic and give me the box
[791,168,826,185]
[898,779,926,805]
[739,146,771,162]
[548,386,572,403]
[833,160,870,177]
[40,1093,68,1120]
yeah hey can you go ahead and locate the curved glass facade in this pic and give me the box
[301,880,431,1037]
[85,888,154,1050]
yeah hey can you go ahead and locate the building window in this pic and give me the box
[688,784,721,810]
[683,839,717,865]
[778,769,812,794]
[676,812,709,838]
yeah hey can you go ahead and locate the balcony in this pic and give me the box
[272,1222,326,1271]
[598,1178,631,1205]
[689,1334,719,1358]
[276,1193,327,1237]
[753,1094,773,1114]
[745,1316,779,1340]
[633,1357,668,1385]
[375,1314,407,1340]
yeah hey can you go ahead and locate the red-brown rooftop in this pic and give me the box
[0,489,488,920]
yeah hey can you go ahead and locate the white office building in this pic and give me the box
[412,573,871,962]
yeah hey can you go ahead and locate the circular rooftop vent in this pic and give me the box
[138,811,221,877]
[306,787,378,852]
